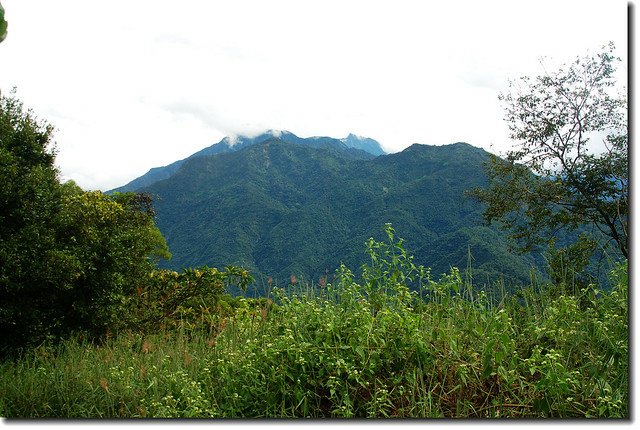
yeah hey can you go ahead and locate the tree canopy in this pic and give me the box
[472,43,628,260]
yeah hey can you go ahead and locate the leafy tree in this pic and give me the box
[52,184,171,337]
[471,43,628,260]
[0,91,65,352]
[0,91,171,354]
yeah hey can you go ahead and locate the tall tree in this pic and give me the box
[0,91,170,354]
[471,43,628,259]
[0,91,65,352]
[53,184,171,337]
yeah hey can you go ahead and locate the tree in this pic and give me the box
[52,184,171,337]
[0,91,65,352]
[471,43,628,260]
[0,91,171,354]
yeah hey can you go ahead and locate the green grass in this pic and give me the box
[0,231,628,418]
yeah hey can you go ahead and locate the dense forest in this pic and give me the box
[139,137,549,290]
[0,42,628,418]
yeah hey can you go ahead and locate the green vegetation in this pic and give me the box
[471,43,628,259]
[142,138,547,289]
[0,1,6,43]
[0,226,628,418]
[0,91,173,354]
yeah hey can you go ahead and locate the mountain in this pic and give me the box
[341,133,387,156]
[130,137,544,293]
[109,130,386,193]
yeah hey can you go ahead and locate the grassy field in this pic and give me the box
[0,233,628,418]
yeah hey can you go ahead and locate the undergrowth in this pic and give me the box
[0,225,628,418]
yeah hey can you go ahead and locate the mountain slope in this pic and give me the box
[140,138,543,291]
[110,130,385,193]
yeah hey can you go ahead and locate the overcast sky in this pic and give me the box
[0,0,628,190]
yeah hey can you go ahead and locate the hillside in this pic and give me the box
[134,138,543,292]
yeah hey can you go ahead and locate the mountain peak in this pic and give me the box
[108,130,383,193]
[222,130,289,146]
[340,133,386,156]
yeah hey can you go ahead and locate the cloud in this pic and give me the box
[459,71,508,92]
[162,100,220,129]
[153,33,194,47]
[160,99,271,143]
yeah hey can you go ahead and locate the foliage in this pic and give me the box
[0,1,6,43]
[360,223,429,314]
[1,90,65,354]
[471,43,628,259]
[543,233,598,296]
[48,184,172,338]
[125,265,253,333]
[0,228,626,418]
[0,92,171,355]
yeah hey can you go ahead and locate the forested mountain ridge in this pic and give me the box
[133,137,542,291]
[110,130,385,193]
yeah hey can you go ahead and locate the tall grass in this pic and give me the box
[0,228,628,418]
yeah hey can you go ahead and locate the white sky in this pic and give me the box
[0,0,629,190]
